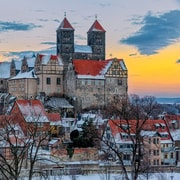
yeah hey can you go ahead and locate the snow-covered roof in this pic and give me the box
[38,54,63,66]
[27,56,36,67]
[49,139,59,145]
[88,19,106,32]
[74,45,92,53]
[14,60,22,70]
[161,139,173,144]
[9,69,37,80]
[170,129,180,141]
[57,17,74,30]
[77,75,105,79]
[0,62,11,78]
[15,100,49,122]
[44,97,73,109]
[141,130,158,137]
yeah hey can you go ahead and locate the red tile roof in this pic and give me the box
[50,55,58,61]
[108,119,171,140]
[88,20,106,32]
[47,113,61,122]
[15,100,46,117]
[58,17,74,30]
[72,59,108,76]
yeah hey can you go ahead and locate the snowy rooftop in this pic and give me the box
[40,54,63,66]
[16,100,49,122]
[44,97,73,109]
[74,45,92,53]
[0,62,11,78]
[27,56,36,67]
[171,129,180,140]
[10,69,37,80]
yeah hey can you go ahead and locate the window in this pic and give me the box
[153,150,159,156]
[95,80,99,85]
[81,80,85,85]
[118,79,122,85]
[37,78,40,85]
[57,78,61,85]
[153,138,159,144]
[124,154,130,160]
[87,80,91,85]
[46,77,51,85]
[0,80,3,84]
[153,159,159,165]
[171,152,174,159]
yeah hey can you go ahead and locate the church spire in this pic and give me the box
[88,18,106,32]
[57,14,74,30]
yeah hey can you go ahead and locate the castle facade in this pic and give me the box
[0,16,128,110]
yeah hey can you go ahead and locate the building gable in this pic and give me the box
[105,58,127,78]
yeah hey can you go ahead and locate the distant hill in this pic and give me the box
[156,98,180,104]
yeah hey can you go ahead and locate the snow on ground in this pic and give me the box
[28,172,180,180]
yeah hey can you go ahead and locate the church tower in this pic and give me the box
[56,15,74,66]
[87,18,106,60]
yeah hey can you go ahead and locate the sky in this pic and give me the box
[0,0,180,98]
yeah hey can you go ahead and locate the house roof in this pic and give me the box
[73,59,108,76]
[88,19,106,32]
[27,56,36,68]
[74,45,92,53]
[107,119,172,143]
[44,97,73,109]
[37,54,63,66]
[15,100,49,122]
[0,62,11,78]
[72,58,126,79]
[9,69,37,80]
[13,60,22,70]
[57,17,74,30]
[47,113,61,122]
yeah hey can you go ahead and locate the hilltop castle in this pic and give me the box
[0,16,128,110]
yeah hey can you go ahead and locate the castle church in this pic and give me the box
[56,15,106,66]
[1,16,128,110]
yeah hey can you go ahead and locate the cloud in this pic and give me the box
[99,3,111,7]
[53,19,60,23]
[41,42,56,45]
[129,53,137,56]
[1,51,36,59]
[0,21,41,32]
[120,10,180,55]
[38,19,48,22]
[1,46,56,61]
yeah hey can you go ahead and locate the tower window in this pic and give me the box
[57,78,61,85]
[118,79,122,85]
[37,78,40,85]
[46,78,51,85]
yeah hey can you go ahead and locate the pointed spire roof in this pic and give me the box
[57,17,74,30]
[88,19,106,33]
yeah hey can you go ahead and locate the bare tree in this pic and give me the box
[102,94,159,180]
[0,115,28,180]
[0,113,51,180]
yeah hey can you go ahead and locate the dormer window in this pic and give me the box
[154,123,160,129]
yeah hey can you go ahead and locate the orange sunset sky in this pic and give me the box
[0,0,180,98]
